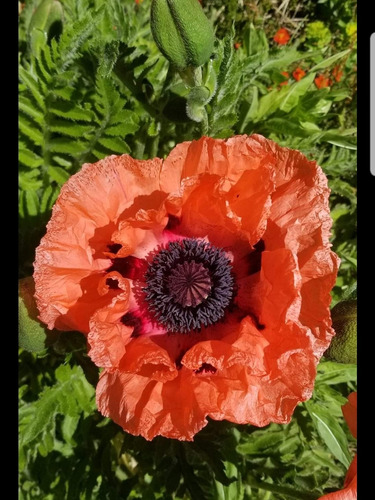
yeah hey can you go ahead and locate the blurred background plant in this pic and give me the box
[19,1,357,498]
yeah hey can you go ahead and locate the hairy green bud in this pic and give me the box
[326,298,357,364]
[150,0,215,70]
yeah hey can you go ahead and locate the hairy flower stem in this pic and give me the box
[246,477,321,500]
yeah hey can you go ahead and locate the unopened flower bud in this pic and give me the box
[326,298,357,364]
[150,0,215,70]
[28,0,64,56]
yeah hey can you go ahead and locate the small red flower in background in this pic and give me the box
[273,28,291,45]
[34,135,339,441]
[319,392,357,499]
[234,42,241,50]
[280,71,290,86]
[315,74,332,89]
[332,65,343,82]
[293,67,306,81]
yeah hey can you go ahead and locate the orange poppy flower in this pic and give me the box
[273,28,291,45]
[293,67,306,81]
[315,74,332,89]
[279,71,290,86]
[319,392,357,499]
[34,135,339,440]
[332,65,343,83]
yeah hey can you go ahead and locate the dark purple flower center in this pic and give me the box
[144,238,234,333]
[167,260,212,307]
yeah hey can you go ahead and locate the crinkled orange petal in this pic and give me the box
[237,248,302,330]
[120,336,178,382]
[96,367,218,441]
[182,317,268,375]
[208,323,315,425]
[342,392,357,439]
[254,135,340,354]
[344,455,357,489]
[87,291,132,369]
[34,155,163,332]
[161,135,277,247]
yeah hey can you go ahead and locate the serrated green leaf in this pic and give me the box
[19,95,44,124]
[19,149,44,168]
[40,184,56,213]
[108,108,138,125]
[61,415,80,445]
[19,66,46,111]
[105,120,139,137]
[329,178,357,205]
[52,86,76,101]
[214,463,244,500]
[41,41,55,72]
[97,136,129,153]
[237,428,287,455]
[310,49,351,72]
[48,165,71,184]
[92,148,110,160]
[34,48,53,84]
[19,364,95,453]
[19,170,43,191]
[99,40,120,78]
[58,11,101,71]
[19,115,44,145]
[52,155,73,168]
[50,101,95,121]
[25,190,40,216]
[50,120,93,137]
[48,137,88,154]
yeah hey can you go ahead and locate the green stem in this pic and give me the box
[148,133,160,159]
[247,477,321,500]
[200,109,209,136]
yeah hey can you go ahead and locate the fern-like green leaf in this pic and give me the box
[49,101,95,121]
[19,66,46,111]
[19,364,96,462]
[25,190,40,216]
[19,115,44,145]
[50,120,93,137]
[19,95,44,124]
[97,136,130,153]
[19,148,44,169]
[47,165,71,184]
[48,137,88,154]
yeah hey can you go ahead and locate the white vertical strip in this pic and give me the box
[371,33,375,175]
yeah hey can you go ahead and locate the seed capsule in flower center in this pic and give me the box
[167,260,212,307]
[144,238,234,333]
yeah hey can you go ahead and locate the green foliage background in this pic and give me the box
[19,0,357,498]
